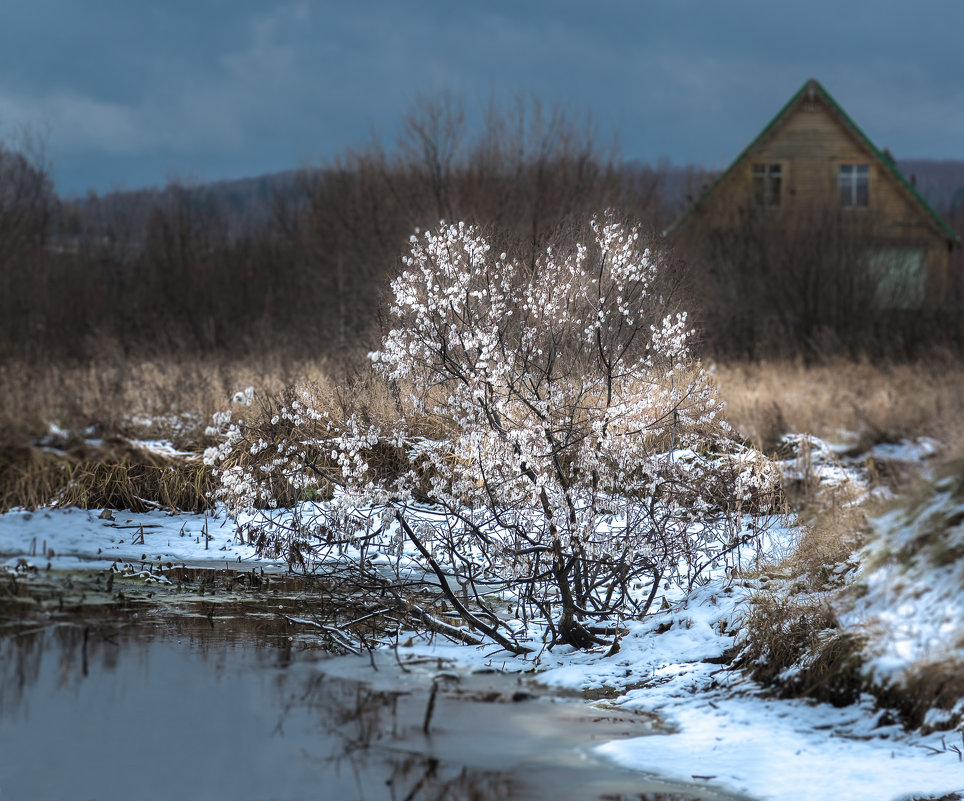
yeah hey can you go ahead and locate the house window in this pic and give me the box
[752,164,782,206]
[839,164,869,207]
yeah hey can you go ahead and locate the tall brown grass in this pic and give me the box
[0,356,337,444]
[715,359,964,454]
[2,353,960,517]
[5,356,963,456]
[0,442,214,513]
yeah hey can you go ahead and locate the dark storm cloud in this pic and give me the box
[1,0,962,195]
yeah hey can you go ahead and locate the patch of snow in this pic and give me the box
[777,433,867,494]
[599,692,963,801]
[45,422,71,440]
[841,464,964,686]
[127,439,197,460]
[0,508,286,572]
[864,437,943,465]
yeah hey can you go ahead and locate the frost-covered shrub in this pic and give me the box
[204,387,337,513]
[208,217,779,650]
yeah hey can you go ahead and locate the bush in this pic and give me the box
[207,217,779,651]
[682,206,963,361]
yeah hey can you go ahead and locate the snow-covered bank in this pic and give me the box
[0,506,285,572]
[392,580,964,801]
[2,439,963,801]
[598,692,963,801]
[379,436,964,801]
[593,587,964,801]
[842,458,964,730]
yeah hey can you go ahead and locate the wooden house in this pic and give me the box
[674,79,958,308]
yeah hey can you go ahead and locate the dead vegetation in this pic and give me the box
[875,659,964,733]
[718,366,963,723]
[0,356,335,445]
[0,439,214,513]
[0,357,456,513]
[786,488,868,584]
[2,356,962,515]
[735,440,964,733]
[0,356,325,513]
[736,589,868,707]
[716,359,964,455]
[0,356,309,512]
[734,464,876,707]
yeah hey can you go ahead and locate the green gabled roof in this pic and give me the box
[673,78,959,244]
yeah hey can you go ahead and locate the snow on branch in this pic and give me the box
[206,215,781,651]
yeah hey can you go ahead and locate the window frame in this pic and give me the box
[839,163,870,208]
[751,162,784,207]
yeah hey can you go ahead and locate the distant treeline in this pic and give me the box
[1,97,962,366]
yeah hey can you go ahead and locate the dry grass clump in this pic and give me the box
[56,448,214,513]
[326,370,458,443]
[0,444,74,512]
[735,486,873,707]
[0,440,214,513]
[0,355,340,446]
[715,359,964,454]
[203,374,485,514]
[783,501,867,590]
[736,590,867,707]
[732,425,877,706]
[874,660,964,733]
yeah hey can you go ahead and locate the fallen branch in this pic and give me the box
[409,605,483,646]
[396,511,531,655]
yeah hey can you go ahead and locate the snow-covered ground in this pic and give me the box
[0,506,286,573]
[1,436,962,801]
[388,576,964,801]
[841,458,964,727]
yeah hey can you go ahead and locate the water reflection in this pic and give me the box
[0,623,508,801]
[0,583,741,801]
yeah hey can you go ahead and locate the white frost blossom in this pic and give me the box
[207,215,780,647]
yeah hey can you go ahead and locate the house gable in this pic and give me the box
[677,79,958,247]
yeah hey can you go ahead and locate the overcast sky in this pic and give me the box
[2,1,962,197]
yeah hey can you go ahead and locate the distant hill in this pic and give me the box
[57,159,964,243]
[55,169,312,243]
[897,159,964,214]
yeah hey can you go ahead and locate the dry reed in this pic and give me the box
[715,359,964,454]
[3,355,963,515]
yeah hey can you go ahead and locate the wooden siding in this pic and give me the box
[701,97,932,234]
[683,86,952,304]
